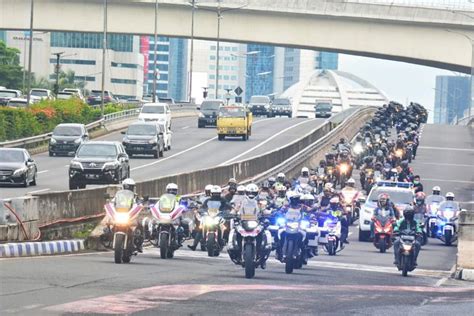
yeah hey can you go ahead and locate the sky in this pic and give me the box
[339,54,457,122]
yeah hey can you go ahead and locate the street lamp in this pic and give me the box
[152,0,159,103]
[100,0,108,119]
[26,0,34,106]
[188,0,197,103]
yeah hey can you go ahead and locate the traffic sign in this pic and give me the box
[234,86,243,96]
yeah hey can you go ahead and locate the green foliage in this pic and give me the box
[0,41,23,89]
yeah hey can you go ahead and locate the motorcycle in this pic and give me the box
[227,213,272,279]
[277,209,307,274]
[326,166,336,186]
[337,162,350,188]
[436,206,458,246]
[318,214,342,256]
[372,210,394,253]
[414,212,428,246]
[201,200,226,257]
[103,190,145,264]
[352,142,364,169]
[340,190,361,224]
[149,194,186,259]
[426,201,440,238]
[396,229,417,277]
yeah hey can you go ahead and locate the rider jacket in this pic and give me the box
[394,219,422,235]
[373,206,396,218]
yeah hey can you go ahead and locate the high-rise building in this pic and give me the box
[245,44,275,102]
[318,52,339,70]
[168,38,188,101]
[434,75,470,124]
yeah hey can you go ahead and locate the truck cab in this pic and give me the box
[217,106,253,141]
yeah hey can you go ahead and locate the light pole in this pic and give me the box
[26,0,34,106]
[231,50,260,102]
[100,0,108,119]
[188,0,197,103]
[52,52,65,95]
[152,0,159,103]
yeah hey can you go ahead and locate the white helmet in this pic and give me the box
[122,178,136,192]
[277,172,286,182]
[245,183,259,199]
[445,192,455,200]
[301,167,309,176]
[211,185,222,197]
[324,182,333,190]
[166,183,178,195]
[347,178,355,185]
[432,186,441,195]
[237,185,246,194]
[204,184,213,196]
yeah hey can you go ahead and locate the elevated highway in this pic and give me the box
[1,0,473,72]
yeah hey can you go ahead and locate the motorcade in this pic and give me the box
[68,141,130,190]
[359,181,415,241]
[138,103,171,129]
[268,98,292,117]
[314,100,333,118]
[87,90,117,106]
[216,105,253,141]
[372,208,395,253]
[0,89,22,106]
[0,148,37,187]
[198,99,224,128]
[49,123,89,156]
[30,88,54,100]
[121,122,165,158]
[249,95,271,116]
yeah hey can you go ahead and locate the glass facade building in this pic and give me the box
[168,38,188,102]
[434,75,470,124]
[245,44,275,102]
[318,52,339,70]
[50,32,133,52]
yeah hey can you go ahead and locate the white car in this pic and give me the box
[138,103,171,129]
[62,88,85,102]
[30,88,54,100]
[158,123,172,151]
[359,181,415,241]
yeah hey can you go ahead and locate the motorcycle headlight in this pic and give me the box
[50,138,57,144]
[246,220,258,229]
[74,138,82,144]
[395,149,403,158]
[13,167,28,176]
[205,216,219,226]
[340,164,349,173]
[70,161,83,169]
[115,212,129,224]
[103,161,119,170]
[276,217,286,226]
[402,243,412,251]
[300,220,310,229]
[288,222,299,229]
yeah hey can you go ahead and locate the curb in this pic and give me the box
[455,268,474,281]
[0,239,85,258]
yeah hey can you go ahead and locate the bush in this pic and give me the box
[0,99,130,142]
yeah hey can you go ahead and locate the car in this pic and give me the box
[158,97,175,105]
[0,148,37,187]
[49,123,89,156]
[358,181,415,241]
[0,89,22,106]
[87,90,117,106]
[138,103,171,129]
[249,95,271,116]
[198,99,224,128]
[268,98,292,117]
[315,101,333,118]
[68,141,130,190]
[56,91,75,100]
[30,88,54,100]
[6,98,28,108]
[121,122,165,158]
[62,88,85,102]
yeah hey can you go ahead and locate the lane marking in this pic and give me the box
[130,118,275,171]
[27,188,50,194]
[37,170,49,174]
[416,162,474,168]
[181,126,190,130]
[422,178,474,184]
[435,277,448,287]
[219,119,316,165]
[419,146,474,152]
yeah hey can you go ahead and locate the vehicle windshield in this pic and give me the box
[0,150,25,162]
[369,189,414,204]
[158,194,176,213]
[127,124,156,136]
[114,190,135,210]
[218,107,246,118]
[250,96,269,104]
[76,144,117,157]
[272,99,290,106]
[316,103,332,110]
[7,101,27,107]
[91,90,109,97]
[201,101,221,111]
[31,90,48,97]
[0,91,17,98]
[141,105,165,114]
[57,93,73,99]
[53,125,82,136]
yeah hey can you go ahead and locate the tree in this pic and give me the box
[0,41,23,89]
[58,69,85,89]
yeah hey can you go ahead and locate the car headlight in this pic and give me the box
[103,161,119,170]
[122,137,130,144]
[199,112,204,118]
[50,138,57,144]
[13,167,28,176]
[246,220,258,229]
[115,212,129,224]
[148,138,157,144]
[74,138,82,144]
[70,161,83,169]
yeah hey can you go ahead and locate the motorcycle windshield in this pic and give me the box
[240,200,258,220]
[114,190,134,212]
[318,167,325,175]
[207,201,221,217]
[158,194,176,213]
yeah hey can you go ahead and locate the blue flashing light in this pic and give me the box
[277,217,286,226]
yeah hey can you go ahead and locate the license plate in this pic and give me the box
[228,130,236,134]
[85,174,99,179]
[308,239,318,246]
[134,146,145,150]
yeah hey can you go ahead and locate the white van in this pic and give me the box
[138,103,171,129]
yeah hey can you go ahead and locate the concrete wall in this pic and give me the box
[457,210,474,271]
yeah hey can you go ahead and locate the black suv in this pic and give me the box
[49,123,89,156]
[68,141,130,190]
[87,90,116,106]
[268,98,292,117]
[0,148,37,187]
[121,122,165,158]
[198,99,224,128]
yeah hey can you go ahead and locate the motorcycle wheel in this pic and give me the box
[444,230,452,246]
[114,234,124,264]
[401,256,409,277]
[379,238,386,253]
[244,243,255,279]
[160,234,169,259]
[122,252,131,263]
[285,239,295,274]
[327,240,336,256]
[207,233,216,257]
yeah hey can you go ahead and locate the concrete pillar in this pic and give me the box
[457,210,474,280]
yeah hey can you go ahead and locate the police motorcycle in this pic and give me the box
[425,198,443,238]
[318,209,343,256]
[200,200,227,257]
[103,190,146,264]
[352,140,365,169]
[149,194,187,259]
[435,203,459,246]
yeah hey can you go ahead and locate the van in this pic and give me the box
[138,103,171,129]
[314,101,333,118]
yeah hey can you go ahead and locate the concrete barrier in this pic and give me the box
[456,210,474,281]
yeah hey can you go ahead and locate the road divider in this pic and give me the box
[455,210,474,281]
[0,239,85,258]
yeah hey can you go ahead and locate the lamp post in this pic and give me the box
[52,52,65,95]
[26,0,34,106]
[100,0,108,119]
[152,0,159,103]
[188,0,197,103]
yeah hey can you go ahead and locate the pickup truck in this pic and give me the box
[217,106,253,141]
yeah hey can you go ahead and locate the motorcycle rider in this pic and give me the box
[230,185,247,212]
[318,184,336,208]
[426,186,445,205]
[224,183,238,203]
[325,196,349,245]
[119,178,145,253]
[414,192,427,216]
[438,192,461,214]
[258,181,274,201]
[200,184,213,204]
[297,167,311,185]
[268,176,276,188]
[222,178,238,196]
[412,175,423,193]
[273,184,288,208]
[393,206,422,266]
[360,156,375,188]
[370,193,396,239]
[397,161,413,183]
[274,172,286,188]
[166,183,181,202]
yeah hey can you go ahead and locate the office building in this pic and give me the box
[434,75,470,124]
[245,44,275,102]
[318,52,339,70]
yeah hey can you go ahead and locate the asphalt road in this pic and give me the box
[0,116,324,199]
[411,124,474,209]
[0,228,468,316]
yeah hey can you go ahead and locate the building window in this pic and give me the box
[50,32,133,52]
[209,84,215,89]
[74,76,96,82]
[223,75,229,80]
[49,58,96,65]
[111,78,137,84]
[209,65,216,70]
[225,47,230,51]
[111,62,139,69]
[231,75,237,81]
[157,64,169,71]
[158,83,168,90]
[210,45,216,50]
[232,47,238,52]
[157,45,169,52]
[210,55,216,60]
[209,75,215,79]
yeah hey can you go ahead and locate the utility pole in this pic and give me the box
[152,0,159,103]
[101,0,108,119]
[52,52,64,95]
[215,0,222,99]
[26,0,34,106]
[188,0,196,103]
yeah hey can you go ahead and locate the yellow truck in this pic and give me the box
[217,106,253,141]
